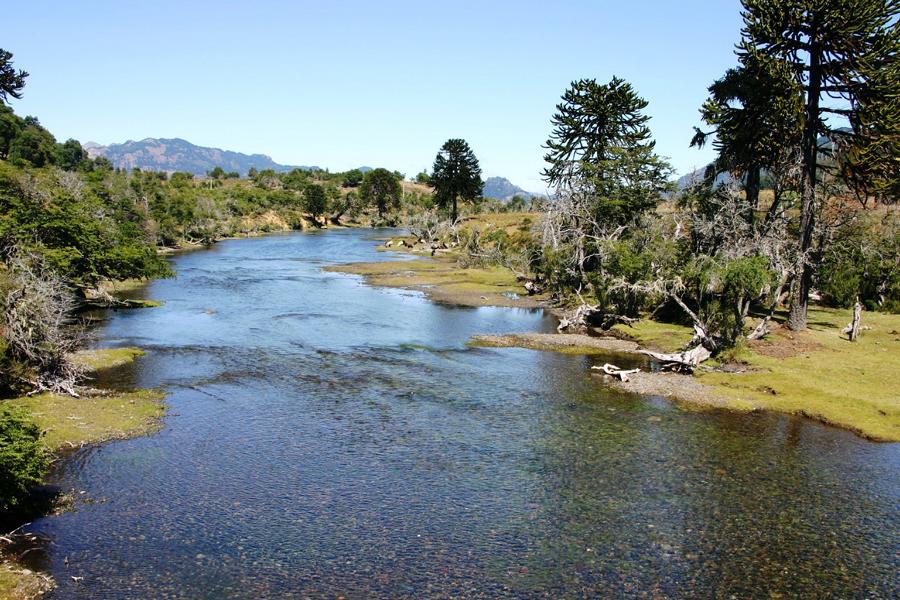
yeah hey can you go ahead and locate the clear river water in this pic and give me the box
[26,229,899,598]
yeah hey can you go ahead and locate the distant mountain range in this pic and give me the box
[84,138,318,175]
[85,137,540,198]
[482,176,543,201]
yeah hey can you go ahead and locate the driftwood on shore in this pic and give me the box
[639,344,712,373]
[591,363,641,382]
[557,303,639,332]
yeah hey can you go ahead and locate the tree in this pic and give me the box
[304,183,328,218]
[57,138,88,171]
[692,49,803,219]
[8,125,57,167]
[741,0,900,330]
[342,169,364,188]
[248,167,258,178]
[0,48,28,105]
[0,104,23,158]
[431,139,483,221]
[0,405,47,511]
[543,77,672,226]
[415,170,431,185]
[360,168,402,218]
[207,166,225,179]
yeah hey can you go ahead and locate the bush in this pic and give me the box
[0,405,47,511]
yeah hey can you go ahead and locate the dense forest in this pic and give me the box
[1,0,899,515]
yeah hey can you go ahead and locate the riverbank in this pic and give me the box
[327,257,543,308]
[1,347,165,599]
[332,225,899,443]
[472,308,900,442]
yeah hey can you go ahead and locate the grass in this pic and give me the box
[71,347,144,373]
[1,351,165,596]
[611,319,696,352]
[697,307,900,442]
[327,258,541,308]
[615,306,900,441]
[470,332,640,355]
[0,564,52,600]
[7,389,166,453]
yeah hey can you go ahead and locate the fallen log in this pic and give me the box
[639,344,711,373]
[591,363,641,382]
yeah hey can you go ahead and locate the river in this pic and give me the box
[27,229,899,598]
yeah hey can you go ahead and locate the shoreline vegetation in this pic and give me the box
[0,220,896,598]
[339,225,899,443]
[0,344,165,599]
[1,5,899,590]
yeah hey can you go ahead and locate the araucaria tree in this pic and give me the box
[541,77,672,292]
[0,48,28,104]
[691,49,804,219]
[741,0,900,331]
[543,77,672,226]
[360,168,402,218]
[431,139,483,221]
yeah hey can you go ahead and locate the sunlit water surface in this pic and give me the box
[27,229,899,598]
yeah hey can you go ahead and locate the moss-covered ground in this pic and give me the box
[327,258,544,308]
[71,347,144,373]
[616,306,899,442]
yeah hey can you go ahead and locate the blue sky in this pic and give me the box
[4,0,744,191]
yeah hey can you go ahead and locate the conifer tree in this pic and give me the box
[741,0,900,330]
[431,139,483,221]
[543,77,671,226]
[0,49,28,105]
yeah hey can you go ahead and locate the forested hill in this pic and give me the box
[85,137,319,175]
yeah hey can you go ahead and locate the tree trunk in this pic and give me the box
[842,299,862,341]
[451,196,458,222]
[746,164,760,224]
[787,27,822,333]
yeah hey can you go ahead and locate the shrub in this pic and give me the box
[0,405,47,511]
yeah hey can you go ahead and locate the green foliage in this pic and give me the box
[0,404,47,511]
[431,139,483,221]
[0,105,22,158]
[342,169,363,188]
[303,183,328,218]
[543,77,673,226]
[414,171,431,185]
[819,211,900,312]
[360,168,402,218]
[692,48,803,211]
[282,168,309,191]
[207,166,225,179]
[0,48,28,105]
[56,138,87,171]
[741,0,900,328]
[0,161,172,285]
[8,125,56,167]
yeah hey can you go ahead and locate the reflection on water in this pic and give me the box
[30,230,899,598]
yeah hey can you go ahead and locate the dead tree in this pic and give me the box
[841,299,863,341]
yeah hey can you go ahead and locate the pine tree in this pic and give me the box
[741,0,900,330]
[431,139,483,221]
[692,48,804,221]
[543,77,672,227]
[0,49,28,105]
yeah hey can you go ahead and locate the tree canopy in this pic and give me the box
[543,77,672,226]
[431,139,482,221]
[0,48,28,105]
[360,168,402,218]
[741,0,900,330]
